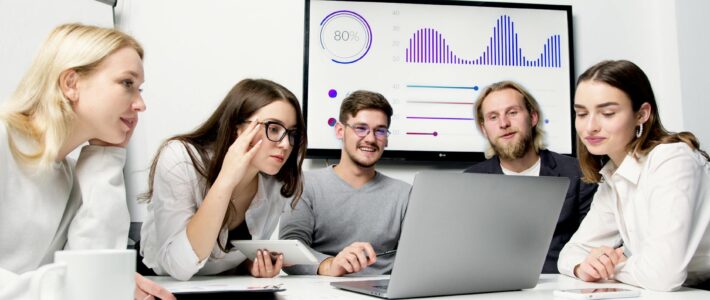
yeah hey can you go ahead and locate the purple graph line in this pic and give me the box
[407,116,474,121]
[404,15,562,68]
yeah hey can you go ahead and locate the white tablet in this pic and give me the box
[230,240,319,265]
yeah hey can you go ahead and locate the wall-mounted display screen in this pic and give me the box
[304,0,575,161]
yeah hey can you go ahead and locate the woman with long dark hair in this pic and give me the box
[139,78,307,280]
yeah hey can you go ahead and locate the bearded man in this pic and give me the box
[464,81,597,273]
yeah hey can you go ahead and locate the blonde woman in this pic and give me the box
[559,60,710,291]
[0,24,173,299]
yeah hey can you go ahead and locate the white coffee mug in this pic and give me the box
[52,249,136,300]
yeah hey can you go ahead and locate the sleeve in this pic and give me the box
[614,146,709,291]
[65,145,129,250]
[279,183,330,275]
[557,184,622,277]
[0,263,64,300]
[146,143,209,281]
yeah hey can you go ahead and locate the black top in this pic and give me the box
[464,149,597,273]
[226,221,252,251]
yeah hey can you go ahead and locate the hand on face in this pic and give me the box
[574,246,627,282]
[88,118,137,148]
[217,119,263,189]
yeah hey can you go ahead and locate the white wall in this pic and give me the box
[0,0,113,101]
[675,0,710,147]
[1,0,706,221]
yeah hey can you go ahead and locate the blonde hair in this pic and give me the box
[474,81,546,159]
[0,23,143,168]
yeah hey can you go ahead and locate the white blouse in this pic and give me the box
[139,140,290,281]
[0,122,129,297]
[558,142,710,291]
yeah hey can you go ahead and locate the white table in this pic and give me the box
[149,274,710,299]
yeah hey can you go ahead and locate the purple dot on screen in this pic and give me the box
[544,119,550,124]
[327,118,337,127]
[433,131,439,136]
[328,89,337,98]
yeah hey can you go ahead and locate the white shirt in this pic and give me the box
[139,140,291,281]
[501,157,541,176]
[0,122,129,298]
[558,143,710,291]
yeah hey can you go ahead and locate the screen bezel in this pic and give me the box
[303,0,576,162]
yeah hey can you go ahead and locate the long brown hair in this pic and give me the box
[141,79,306,252]
[576,60,708,183]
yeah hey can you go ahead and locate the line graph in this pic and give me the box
[404,15,562,68]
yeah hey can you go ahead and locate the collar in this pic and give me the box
[600,153,642,185]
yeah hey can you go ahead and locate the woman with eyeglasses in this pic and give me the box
[138,79,307,280]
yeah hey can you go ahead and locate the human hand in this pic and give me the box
[134,273,175,300]
[318,242,376,276]
[89,120,137,148]
[574,246,626,281]
[248,249,283,278]
[217,118,263,188]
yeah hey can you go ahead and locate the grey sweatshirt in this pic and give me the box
[279,166,411,275]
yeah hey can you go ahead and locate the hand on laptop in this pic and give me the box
[574,246,626,281]
[318,242,376,276]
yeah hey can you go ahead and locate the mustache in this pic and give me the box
[356,141,380,152]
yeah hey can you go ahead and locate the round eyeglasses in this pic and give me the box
[244,120,299,146]
[343,123,390,139]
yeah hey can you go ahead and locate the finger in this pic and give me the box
[353,248,369,270]
[589,258,609,279]
[335,256,354,273]
[598,254,616,278]
[272,254,284,277]
[362,244,377,265]
[135,273,175,300]
[243,139,263,160]
[250,258,260,277]
[233,119,262,149]
[262,249,274,275]
[134,286,150,300]
[258,250,267,277]
[615,248,626,261]
[241,117,262,139]
[345,253,362,273]
[580,263,601,281]
[600,248,619,265]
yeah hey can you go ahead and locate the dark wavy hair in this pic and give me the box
[576,60,708,183]
[141,79,306,252]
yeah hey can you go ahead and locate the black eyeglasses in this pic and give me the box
[343,123,390,139]
[244,120,299,146]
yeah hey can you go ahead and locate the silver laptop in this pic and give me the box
[331,171,569,299]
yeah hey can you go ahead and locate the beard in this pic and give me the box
[344,141,381,168]
[490,129,533,161]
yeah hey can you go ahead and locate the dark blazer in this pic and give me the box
[464,149,597,274]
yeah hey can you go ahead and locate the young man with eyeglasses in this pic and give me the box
[464,81,597,273]
[279,90,411,276]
